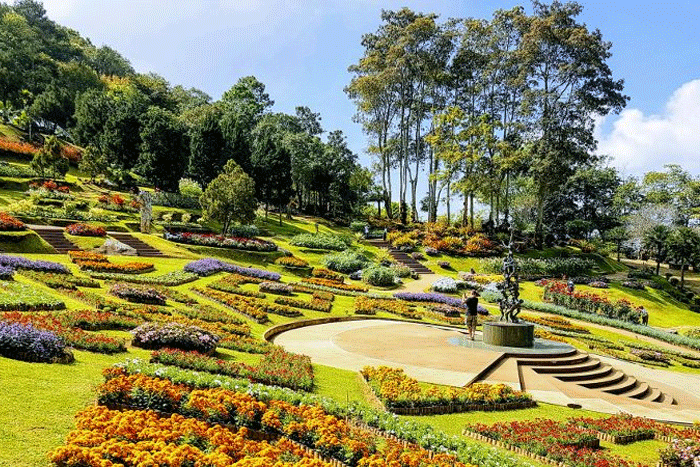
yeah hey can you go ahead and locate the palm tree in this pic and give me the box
[665,227,700,290]
[643,225,671,276]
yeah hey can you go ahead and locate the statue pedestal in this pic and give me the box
[483,322,534,348]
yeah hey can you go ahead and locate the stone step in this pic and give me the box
[622,382,651,400]
[108,233,166,257]
[550,364,612,381]
[519,352,591,367]
[602,375,639,395]
[31,227,81,253]
[579,370,626,389]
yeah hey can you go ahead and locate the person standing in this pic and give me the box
[639,306,649,325]
[464,290,480,340]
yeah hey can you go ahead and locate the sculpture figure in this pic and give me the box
[497,229,524,322]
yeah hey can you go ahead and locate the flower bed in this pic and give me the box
[0,254,69,273]
[0,281,65,311]
[393,291,463,308]
[207,280,267,299]
[521,314,590,334]
[312,267,346,282]
[1,311,126,354]
[107,360,533,467]
[0,137,39,157]
[131,322,219,354]
[68,250,108,263]
[0,321,72,363]
[321,250,369,274]
[259,281,293,295]
[192,287,269,323]
[184,258,281,281]
[0,212,26,231]
[275,296,333,313]
[0,266,13,280]
[109,283,167,305]
[88,270,199,286]
[49,405,325,467]
[302,277,368,292]
[176,302,247,328]
[19,270,100,289]
[164,230,277,252]
[65,223,106,237]
[92,372,473,467]
[570,414,657,444]
[289,232,351,251]
[151,347,314,391]
[275,255,310,268]
[362,366,532,413]
[76,259,155,274]
[543,281,640,323]
[59,309,142,331]
[354,297,419,319]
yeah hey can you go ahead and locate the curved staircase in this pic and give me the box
[366,239,433,275]
[518,349,676,405]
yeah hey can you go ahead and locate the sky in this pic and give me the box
[41,0,700,183]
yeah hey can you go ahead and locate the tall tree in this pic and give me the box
[517,1,627,246]
[136,106,187,191]
[643,225,671,276]
[666,227,700,291]
[187,105,227,188]
[200,160,256,234]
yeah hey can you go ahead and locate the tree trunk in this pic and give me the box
[656,260,661,276]
[470,192,475,229]
[681,263,686,291]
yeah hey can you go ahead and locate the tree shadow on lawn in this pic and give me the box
[609,283,683,308]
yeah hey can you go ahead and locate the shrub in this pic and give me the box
[432,277,459,293]
[0,322,72,363]
[437,260,451,269]
[391,264,412,278]
[131,322,219,354]
[289,233,350,251]
[228,224,260,237]
[424,246,439,256]
[322,250,369,273]
[0,212,26,231]
[362,266,395,287]
[481,256,594,278]
[65,223,106,237]
[621,281,646,290]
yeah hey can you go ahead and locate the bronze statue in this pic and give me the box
[497,229,523,322]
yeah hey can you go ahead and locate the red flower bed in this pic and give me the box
[0,137,39,157]
[0,212,26,231]
[65,223,106,237]
[544,281,640,323]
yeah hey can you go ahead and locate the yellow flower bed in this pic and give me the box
[360,366,531,410]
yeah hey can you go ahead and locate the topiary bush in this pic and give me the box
[362,266,395,287]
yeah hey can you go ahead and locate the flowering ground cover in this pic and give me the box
[19,270,100,289]
[65,223,106,237]
[1,311,126,353]
[194,286,302,321]
[275,295,333,313]
[109,283,167,305]
[184,258,280,281]
[0,254,69,273]
[131,322,219,354]
[76,259,155,274]
[302,277,368,292]
[0,321,73,363]
[88,270,199,286]
[362,366,531,412]
[164,230,278,252]
[0,280,65,311]
[90,371,472,467]
[354,297,419,319]
[259,281,293,295]
[49,405,330,467]
[275,255,310,268]
[544,281,640,323]
[0,212,26,231]
[393,291,463,307]
[205,279,268,298]
[151,346,314,391]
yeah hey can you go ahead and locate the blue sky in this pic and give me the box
[43,0,700,179]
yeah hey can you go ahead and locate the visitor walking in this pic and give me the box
[383,228,387,241]
[364,225,369,239]
[464,290,480,341]
[567,278,575,293]
[639,306,649,325]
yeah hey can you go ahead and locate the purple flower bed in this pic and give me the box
[131,322,219,354]
[184,258,280,281]
[109,283,167,305]
[0,254,69,274]
[164,231,277,252]
[0,322,72,363]
[0,265,13,280]
[394,291,463,307]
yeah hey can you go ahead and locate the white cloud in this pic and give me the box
[597,79,700,175]
[42,0,77,21]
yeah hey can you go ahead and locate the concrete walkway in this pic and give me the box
[274,319,700,424]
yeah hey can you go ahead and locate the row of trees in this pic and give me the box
[346,2,628,243]
[0,0,372,222]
